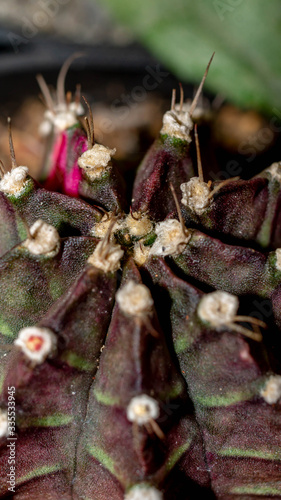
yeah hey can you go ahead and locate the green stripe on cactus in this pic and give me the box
[0,319,15,338]
[17,464,62,485]
[160,134,189,149]
[49,278,66,301]
[0,370,5,393]
[231,483,281,495]
[17,414,73,428]
[258,218,276,249]
[174,336,192,353]
[60,351,96,371]
[141,232,157,246]
[15,217,28,242]
[257,179,281,248]
[193,388,258,407]
[87,445,116,477]
[158,380,184,399]
[218,447,281,461]
[93,388,120,406]
[165,438,194,473]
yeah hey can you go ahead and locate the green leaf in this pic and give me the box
[99,0,281,113]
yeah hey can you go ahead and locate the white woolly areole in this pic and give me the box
[265,161,281,183]
[39,102,84,136]
[197,291,239,327]
[160,104,193,142]
[14,326,57,365]
[275,249,281,271]
[91,214,124,240]
[126,212,153,237]
[127,395,159,425]
[0,410,9,438]
[116,280,154,316]
[87,240,124,273]
[180,177,211,215]
[78,144,116,180]
[149,219,190,257]
[133,242,151,266]
[0,166,29,196]
[124,485,163,500]
[260,375,281,404]
[23,220,60,255]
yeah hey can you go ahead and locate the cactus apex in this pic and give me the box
[87,238,123,273]
[150,219,190,256]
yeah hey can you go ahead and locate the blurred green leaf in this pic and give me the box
[98,0,281,113]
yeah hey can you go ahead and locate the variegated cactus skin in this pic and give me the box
[0,62,281,500]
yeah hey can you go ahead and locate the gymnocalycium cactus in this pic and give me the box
[0,54,281,500]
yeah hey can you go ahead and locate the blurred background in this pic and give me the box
[0,0,280,181]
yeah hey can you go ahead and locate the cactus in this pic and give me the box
[0,56,281,500]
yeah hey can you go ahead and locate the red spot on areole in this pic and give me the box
[26,336,44,352]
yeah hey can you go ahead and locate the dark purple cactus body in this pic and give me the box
[0,234,98,341]
[182,177,269,243]
[78,161,127,212]
[181,163,281,250]
[0,193,27,257]
[74,259,210,499]
[172,229,281,297]
[132,134,194,221]
[0,60,281,500]
[0,172,101,239]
